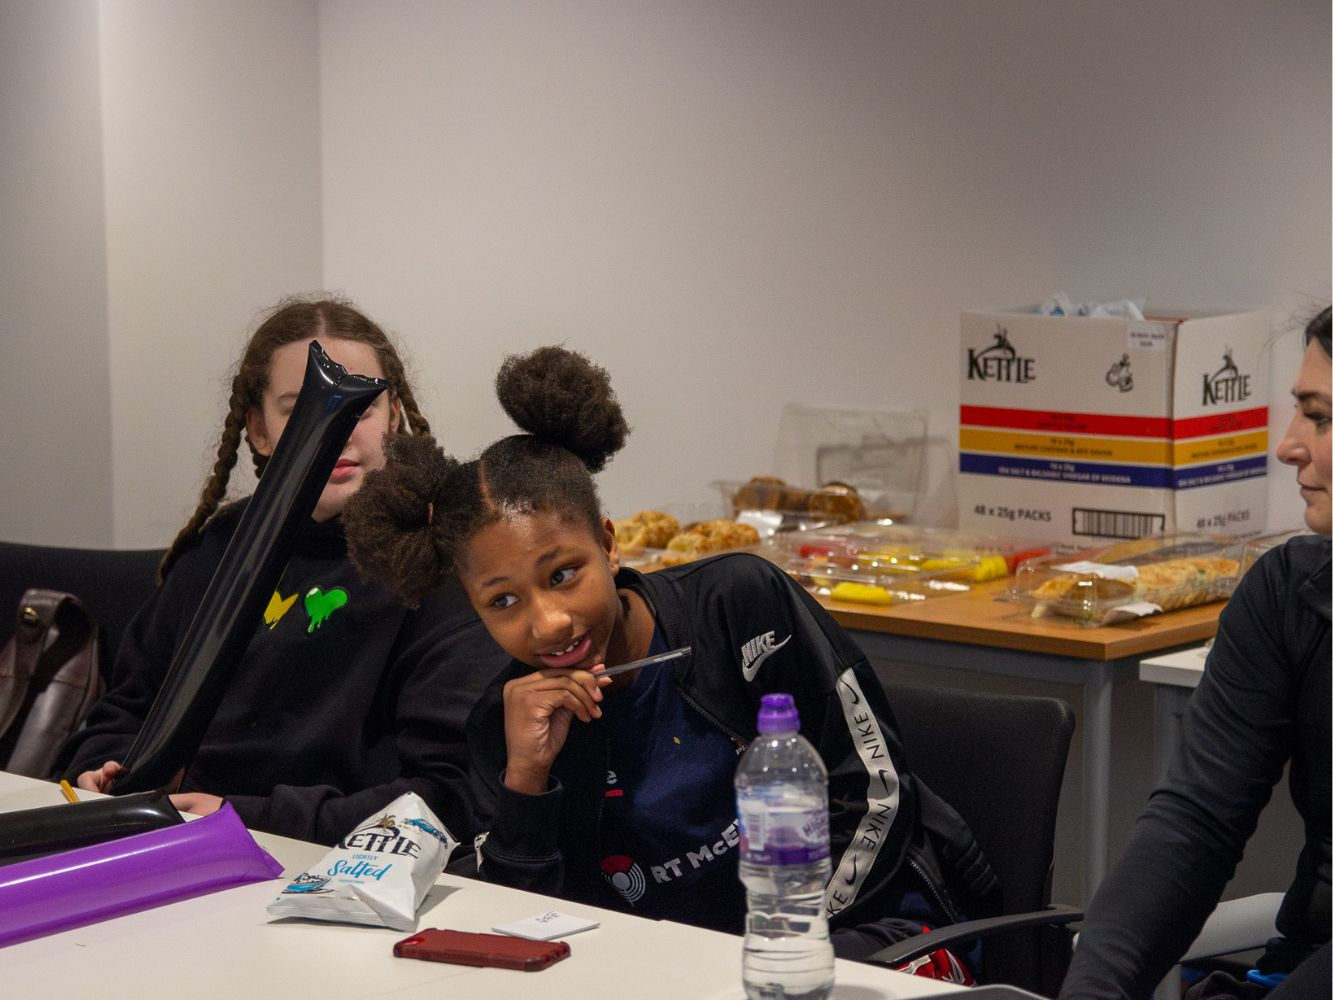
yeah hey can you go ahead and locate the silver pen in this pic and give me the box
[595,645,692,679]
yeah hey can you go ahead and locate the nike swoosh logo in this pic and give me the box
[838,676,860,705]
[844,854,859,885]
[878,769,894,795]
[741,635,791,681]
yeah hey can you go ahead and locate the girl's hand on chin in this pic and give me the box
[501,668,611,795]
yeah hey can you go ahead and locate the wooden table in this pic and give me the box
[817,579,1225,901]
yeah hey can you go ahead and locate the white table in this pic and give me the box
[1138,644,1208,780]
[0,773,958,1000]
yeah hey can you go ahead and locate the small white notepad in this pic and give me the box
[493,909,600,941]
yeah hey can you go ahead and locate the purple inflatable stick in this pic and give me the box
[0,801,283,948]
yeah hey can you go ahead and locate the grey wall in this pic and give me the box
[1,1,1325,547]
[320,0,1329,537]
[0,1,112,546]
[0,0,1323,914]
[101,0,325,547]
[0,0,323,549]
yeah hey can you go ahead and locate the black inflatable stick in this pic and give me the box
[112,342,386,793]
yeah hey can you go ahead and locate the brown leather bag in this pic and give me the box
[0,588,103,778]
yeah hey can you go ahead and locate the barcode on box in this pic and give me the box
[1071,508,1166,540]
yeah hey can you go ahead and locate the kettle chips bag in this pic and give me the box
[266,792,456,931]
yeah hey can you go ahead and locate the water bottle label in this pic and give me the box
[737,801,830,866]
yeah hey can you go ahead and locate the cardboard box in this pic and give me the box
[958,308,1269,545]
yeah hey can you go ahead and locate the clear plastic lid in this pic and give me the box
[1010,533,1243,622]
[1239,529,1317,573]
[714,479,877,537]
[775,523,1057,577]
[760,525,1020,606]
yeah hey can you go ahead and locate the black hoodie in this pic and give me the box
[59,501,508,845]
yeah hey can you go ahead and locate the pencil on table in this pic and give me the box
[59,779,80,803]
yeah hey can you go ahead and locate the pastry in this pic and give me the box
[1134,556,1239,610]
[660,519,761,565]
[731,476,791,512]
[1031,574,1136,605]
[807,481,866,523]
[613,510,679,551]
[1031,554,1239,618]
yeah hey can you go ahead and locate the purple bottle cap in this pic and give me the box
[756,692,799,734]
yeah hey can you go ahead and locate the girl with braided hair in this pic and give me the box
[343,346,998,973]
[59,296,507,846]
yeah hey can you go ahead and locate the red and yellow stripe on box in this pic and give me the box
[959,405,1268,486]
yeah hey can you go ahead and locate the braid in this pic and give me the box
[371,338,431,438]
[397,384,432,438]
[157,399,246,583]
[161,293,436,587]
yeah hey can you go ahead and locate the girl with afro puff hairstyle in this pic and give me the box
[344,346,999,976]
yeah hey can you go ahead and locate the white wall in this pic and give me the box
[0,1,113,546]
[319,0,1329,536]
[0,0,1324,913]
[1,1,1325,547]
[100,0,325,548]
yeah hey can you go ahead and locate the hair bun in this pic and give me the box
[343,433,457,606]
[495,346,629,473]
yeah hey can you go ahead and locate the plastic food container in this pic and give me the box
[762,525,1034,605]
[1010,533,1243,624]
[714,479,872,537]
[782,524,1055,578]
[1239,529,1316,574]
[620,547,673,572]
[615,513,762,572]
[777,551,974,605]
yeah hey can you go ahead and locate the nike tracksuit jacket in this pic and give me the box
[467,552,1000,960]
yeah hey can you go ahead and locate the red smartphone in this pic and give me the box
[393,929,571,972]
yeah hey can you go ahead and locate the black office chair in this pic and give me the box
[0,541,165,681]
[869,681,1081,996]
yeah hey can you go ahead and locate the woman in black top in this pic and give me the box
[1060,308,1332,1000]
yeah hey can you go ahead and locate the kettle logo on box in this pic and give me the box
[1202,348,1250,405]
[1105,354,1134,392]
[967,326,1034,383]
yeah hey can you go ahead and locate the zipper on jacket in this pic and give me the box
[676,684,749,753]
[907,854,965,925]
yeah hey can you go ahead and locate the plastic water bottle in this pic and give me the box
[736,692,835,1000]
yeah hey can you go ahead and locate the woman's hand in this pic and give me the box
[501,668,610,795]
[169,792,224,817]
[75,760,123,793]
